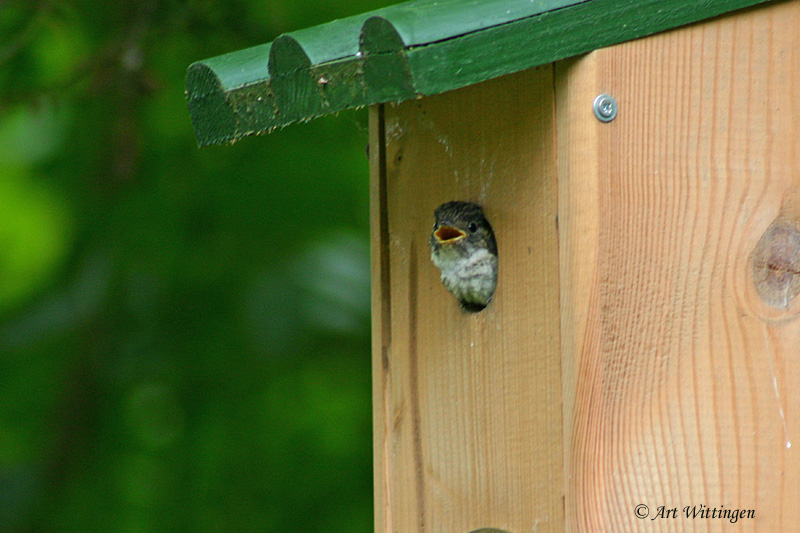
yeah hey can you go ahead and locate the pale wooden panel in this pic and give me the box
[557,2,800,530]
[371,68,562,531]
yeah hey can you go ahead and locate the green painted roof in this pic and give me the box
[186,0,772,147]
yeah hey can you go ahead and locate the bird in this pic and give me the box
[429,201,498,312]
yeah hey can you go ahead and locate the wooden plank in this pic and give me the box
[556,1,800,529]
[187,0,774,146]
[370,67,562,531]
[185,45,275,147]
[402,0,772,96]
[369,103,391,533]
[359,0,581,48]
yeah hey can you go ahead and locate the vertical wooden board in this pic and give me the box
[557,1,800,531]
[371,67,562,531]
[370,103,390,533]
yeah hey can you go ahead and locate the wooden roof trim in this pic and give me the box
[186,0,772,147]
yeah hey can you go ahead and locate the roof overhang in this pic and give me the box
[186,0,774,147]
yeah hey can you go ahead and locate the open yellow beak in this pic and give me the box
[434,225,466,244]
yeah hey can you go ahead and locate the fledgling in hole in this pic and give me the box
[429,201,498,312]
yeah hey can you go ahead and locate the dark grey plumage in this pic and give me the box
[429,201,498,312]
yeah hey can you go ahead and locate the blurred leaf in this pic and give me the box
[0,102,71,164]
[124,382,185,450]
[292,231,370,335]
[31,14,90,87]
[0,166,73,315]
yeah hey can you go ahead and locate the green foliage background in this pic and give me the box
[0,0,395,530]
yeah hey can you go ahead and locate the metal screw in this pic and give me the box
[593,94,618,122]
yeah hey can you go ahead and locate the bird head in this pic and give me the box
[431,201,497,255]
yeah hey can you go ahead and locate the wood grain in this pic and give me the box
[371,68,563,531]
[557,1,800,530]
[372,2,800,530]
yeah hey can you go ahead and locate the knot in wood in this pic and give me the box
[751,219,800,309]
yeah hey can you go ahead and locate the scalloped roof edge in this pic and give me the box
[186,0,772,147]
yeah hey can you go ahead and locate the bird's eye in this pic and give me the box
[433,222,439,230]
[467,222,478,233]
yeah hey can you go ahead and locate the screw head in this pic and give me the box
[593,94,617,122]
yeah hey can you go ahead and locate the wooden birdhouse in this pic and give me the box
[186,0,800,530]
